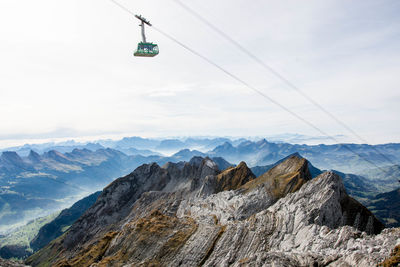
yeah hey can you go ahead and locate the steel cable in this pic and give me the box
[108,0,397,178]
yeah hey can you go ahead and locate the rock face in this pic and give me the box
[62,156,219,250]
[26,156,397,267]
[213,161,255,193]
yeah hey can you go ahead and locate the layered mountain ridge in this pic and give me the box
[26,155,396,267]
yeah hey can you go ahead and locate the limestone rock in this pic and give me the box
[0,258,29,267]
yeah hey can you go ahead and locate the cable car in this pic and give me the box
[134,42,159,57]
[134,15,159,57]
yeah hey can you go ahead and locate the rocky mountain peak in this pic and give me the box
[196,160,256,197]
[188,156,203,167]
[214,161,255,193]
[70,148,92,156]
[27,150,41,163]
[0,151,29,171]
[172,149,205,160]
[269,171,384,235]
[241,155,311,199]
[256,138,269,146]
[96,148,125,158]
[180,157,219,190]
[1,151,23,164]
[200,157,219,174]
[43,150,71,163]
[213,141,234,152]
[210,157,233,171]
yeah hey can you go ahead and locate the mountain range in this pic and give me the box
[2,137,400,234]
[4,136,400,173]
[25,155,398,266]
[0,152,398,263]
[1,136,400,264]
[208,139,400,172]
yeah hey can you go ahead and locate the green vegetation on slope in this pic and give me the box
[368,188,400,228]
[358,165,400,193]
[0,212,59,249]
[0,212,59,259]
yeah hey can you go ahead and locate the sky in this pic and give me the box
[0,0,399,146]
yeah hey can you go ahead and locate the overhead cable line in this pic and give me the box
[172,0,396,167]
[107,0,394,178]
[149,27,393,177]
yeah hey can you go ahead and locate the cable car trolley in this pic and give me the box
[134,15,159,57]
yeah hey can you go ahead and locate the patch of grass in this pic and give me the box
[61,225,70,233]
[55,210,198,266]
[378,245,400,267]
[25,233,67,267]
[239,257,249,264]
[55,231,119,267]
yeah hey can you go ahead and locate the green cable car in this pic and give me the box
[134,15,159,57]
[134,42,159,57]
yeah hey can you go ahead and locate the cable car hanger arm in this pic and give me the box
[135,15,152,26]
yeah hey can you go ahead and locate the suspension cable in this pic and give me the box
[107,0,396,178]
[172,0,397,167]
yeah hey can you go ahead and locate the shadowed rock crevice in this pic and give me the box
[198,225,226,266]
[340,195,385,234]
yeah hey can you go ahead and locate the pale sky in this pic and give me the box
[0,0,399,146]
